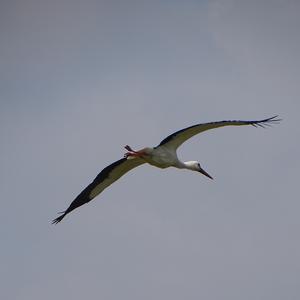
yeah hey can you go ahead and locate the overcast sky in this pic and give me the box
[1,1,300,299]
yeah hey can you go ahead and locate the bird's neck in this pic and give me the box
[177,161,198,171]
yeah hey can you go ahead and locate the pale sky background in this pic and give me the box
[1,1,300,299]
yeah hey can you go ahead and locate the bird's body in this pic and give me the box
[134,146,178,168]
[53,116,281,224]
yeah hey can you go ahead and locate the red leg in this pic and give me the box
[124,145,134,152]
[124,145,146,158]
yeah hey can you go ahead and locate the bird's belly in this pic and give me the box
[144,147,177,169]
[146,158,171,168]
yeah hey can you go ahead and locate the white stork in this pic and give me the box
[52,116,280,223]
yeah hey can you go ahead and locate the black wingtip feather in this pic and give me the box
[251,115,282,128]
[52,212,67,224]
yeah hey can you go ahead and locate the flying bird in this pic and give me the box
[52,116,280,224]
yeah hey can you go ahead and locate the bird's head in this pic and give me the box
[185,161,213,180]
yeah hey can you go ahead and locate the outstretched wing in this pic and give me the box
[158,116,281,150]
[52,157,145,224]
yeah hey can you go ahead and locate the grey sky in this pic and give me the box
[1,0,299,299]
